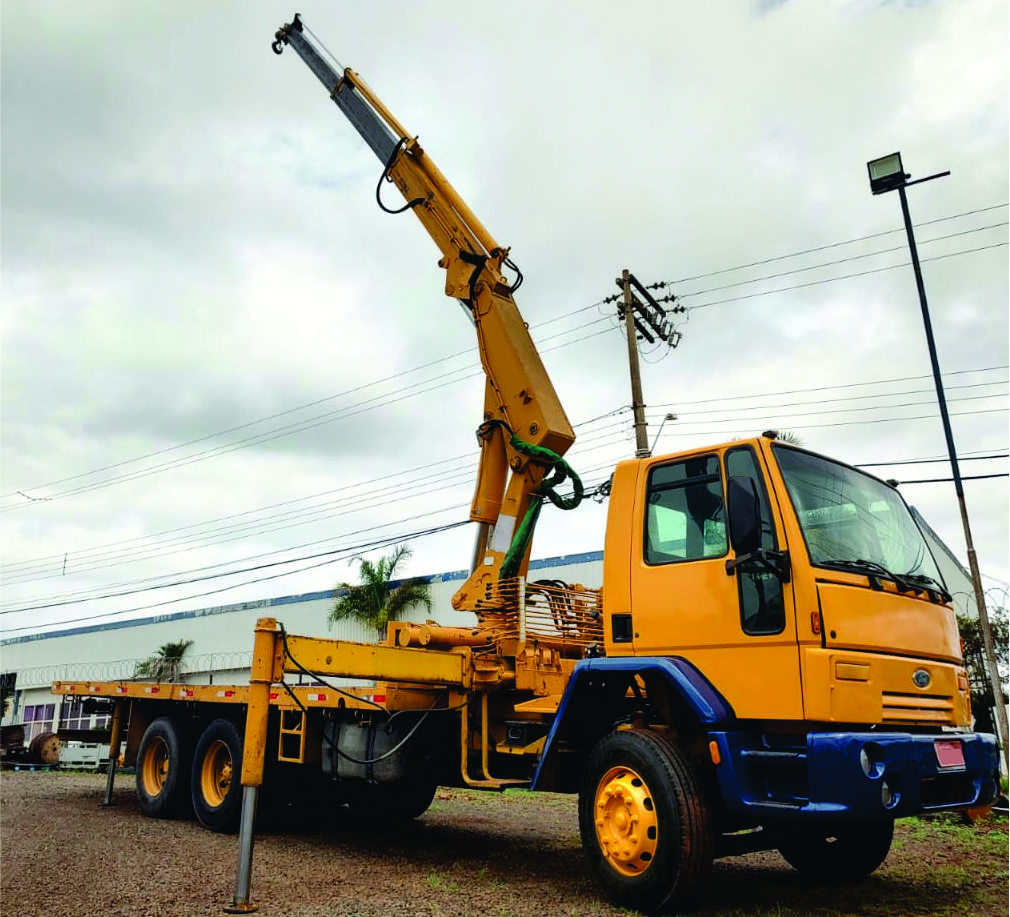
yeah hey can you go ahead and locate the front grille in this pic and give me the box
[881,691,955,724]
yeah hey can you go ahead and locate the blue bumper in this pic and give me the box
[712,730,1000,823]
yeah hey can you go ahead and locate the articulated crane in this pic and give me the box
[55,15,999,915]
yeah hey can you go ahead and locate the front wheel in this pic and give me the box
[191,718,244,833]
[578,729,714,914]
[777,820,894,880]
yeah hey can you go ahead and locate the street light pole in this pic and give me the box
[869,153,1008,764]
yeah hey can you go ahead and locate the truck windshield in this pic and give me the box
[772,445,942,582]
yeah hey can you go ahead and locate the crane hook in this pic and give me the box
[272,13,303,54]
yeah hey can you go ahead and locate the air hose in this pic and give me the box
[500,432,583,579]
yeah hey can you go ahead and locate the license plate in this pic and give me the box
[934,738,965,770]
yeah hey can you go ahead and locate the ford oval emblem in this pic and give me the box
[913,669,931,689]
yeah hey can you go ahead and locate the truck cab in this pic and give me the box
[603,434,969,729]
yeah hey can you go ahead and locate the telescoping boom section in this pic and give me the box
[272,15,579,614]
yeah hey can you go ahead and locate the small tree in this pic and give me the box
[329,545,432,640]
[134,639,194,682]
[0,673,16,719]
[956,605,1008,735]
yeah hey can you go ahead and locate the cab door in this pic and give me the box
[627,445,803,721]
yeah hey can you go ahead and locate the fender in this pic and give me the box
[531,657,734,792]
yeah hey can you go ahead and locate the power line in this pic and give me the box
[685,242,1008,312]
[2,457,629,630]
[4,429,1003,631]
[648,407,1007,439]
[7,203,1006,508]
[898,473,1008,485]
[657,202,1008,285]
[0,303,608,506]
[675,222,1008,301]
[2,510,472,616]
[1,519,471,634]
[1,318,617,510]
[648,386,1006,420]
[5,369,1005,579]
[857,453,1007,468]
[2,426,636,594]
[650,365,1008,408]
[0,412,630,578]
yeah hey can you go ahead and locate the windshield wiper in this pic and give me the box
[902,572,952,604]
[819,559,936,599]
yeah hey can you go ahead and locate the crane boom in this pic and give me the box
[272,15,578,610]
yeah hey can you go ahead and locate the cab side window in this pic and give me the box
[726,447,784,635]
[645,455,726,564]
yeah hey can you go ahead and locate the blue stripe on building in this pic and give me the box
[1,551,604,646]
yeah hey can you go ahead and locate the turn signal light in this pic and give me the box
[810,610,822,635]
[881,780,897,809]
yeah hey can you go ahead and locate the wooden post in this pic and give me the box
[622,269,650,457]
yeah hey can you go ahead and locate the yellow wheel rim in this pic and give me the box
[594,765,659,877]
[141,736,171,797]
[200,740,233,808]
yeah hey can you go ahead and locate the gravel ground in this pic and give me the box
[1,771,1005,917]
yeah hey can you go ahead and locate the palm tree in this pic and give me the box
[134,639,194,682]
[328,545,432,640]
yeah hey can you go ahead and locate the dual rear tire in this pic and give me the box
[136,717,193,819]
[191,718,244,833]
[135,716,244,832]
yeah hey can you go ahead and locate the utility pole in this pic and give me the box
[610,270,684,458]
[622,270,650,457]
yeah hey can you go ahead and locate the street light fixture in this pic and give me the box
[867,152,908,195]
[866,151,1007,763]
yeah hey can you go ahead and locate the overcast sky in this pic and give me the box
[2,0,1007,641]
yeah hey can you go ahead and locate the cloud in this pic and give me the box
[1,1,1006,634]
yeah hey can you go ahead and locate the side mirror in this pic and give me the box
[727,476,761,556]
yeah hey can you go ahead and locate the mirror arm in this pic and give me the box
[725,548,791,583]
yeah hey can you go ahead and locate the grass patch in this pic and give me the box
[424,871,458,893]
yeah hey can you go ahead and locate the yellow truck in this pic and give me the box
[55,15,999,914]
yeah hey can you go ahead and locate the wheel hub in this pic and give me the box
[142,737,170,796]
[201,740,234,808]
[594,765,659,876]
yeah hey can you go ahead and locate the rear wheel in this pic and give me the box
[191,718,244,833]
[136,717,193,818]
[777,820,894,879]
[578,729,714,914]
